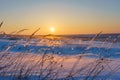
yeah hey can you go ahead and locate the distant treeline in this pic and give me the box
[0,33,120,42]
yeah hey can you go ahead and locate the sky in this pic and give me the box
[0,0,120,35]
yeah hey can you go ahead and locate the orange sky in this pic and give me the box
[0,0,120,35]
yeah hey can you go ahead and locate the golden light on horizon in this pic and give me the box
[50,27,55,33]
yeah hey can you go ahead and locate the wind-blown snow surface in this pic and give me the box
[0,37,120,58]
[0,35,120,80]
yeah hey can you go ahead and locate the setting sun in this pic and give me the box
[50,27,55,33]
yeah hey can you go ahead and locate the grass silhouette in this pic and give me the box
[0,22,120,80]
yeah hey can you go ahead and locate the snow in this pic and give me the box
[0,35,120,80]
[0,38,120,58]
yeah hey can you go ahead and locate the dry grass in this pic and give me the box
[0,23,120,80]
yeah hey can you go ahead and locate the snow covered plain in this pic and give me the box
[0,35,120,80]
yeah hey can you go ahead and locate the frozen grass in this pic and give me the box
[0,52,120,80]
[0,23,120,80]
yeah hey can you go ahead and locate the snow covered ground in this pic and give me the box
[0,37,120,58]
[0,35,120,80]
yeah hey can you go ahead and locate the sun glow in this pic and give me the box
[50,27,55,33]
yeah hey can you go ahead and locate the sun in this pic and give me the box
[50,27,55,33]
